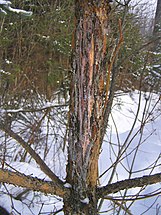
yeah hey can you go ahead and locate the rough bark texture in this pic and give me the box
[64,0,111,214]
[0,169,69,197]
[152,0,161,90]
[153,0,161,37]
[97,173,161,198]
[153,0,161,51]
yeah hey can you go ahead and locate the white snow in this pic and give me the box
[64,183,72,188]
[0,90,160,214]
[81,197,90,204]
[0,0,11,5]
[5,108,23,113]
[99,91,161,214]
[4,5,32,16]
[0,0,32,16]
[5,59,12,64]
[0,69,11,75]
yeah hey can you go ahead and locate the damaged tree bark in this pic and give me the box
[64,0,113,214]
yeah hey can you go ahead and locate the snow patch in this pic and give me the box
[64,183,72,188]
[81,198,90,204]
[0,69,11,75]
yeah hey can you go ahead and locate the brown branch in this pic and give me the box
[4,103,68,114]
[104,19,123,106]
[97,173,161,198]
[0,169,70,198]
[0,123,64,187]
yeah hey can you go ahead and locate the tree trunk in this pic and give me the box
[153,0,161,50]
[152,0,161,90]
[64,0,111,214]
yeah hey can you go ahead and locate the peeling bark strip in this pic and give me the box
[67,0,110,184]
[0,169,69,198]
[65,0,111,214]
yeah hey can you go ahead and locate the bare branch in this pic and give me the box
[0,169,70,198]
[2,103,68,114]
[0,123,64,187]
[97,173,161,198]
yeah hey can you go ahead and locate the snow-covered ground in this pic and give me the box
[99,91,161,214]
[0,90,160,214]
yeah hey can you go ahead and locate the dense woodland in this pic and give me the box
[0,0,160,99]
[0,0,161,214]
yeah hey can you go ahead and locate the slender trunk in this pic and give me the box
[152,0,161,91]
[64,0,111,213]
[153,0,161,50]
[153,0,161,36]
